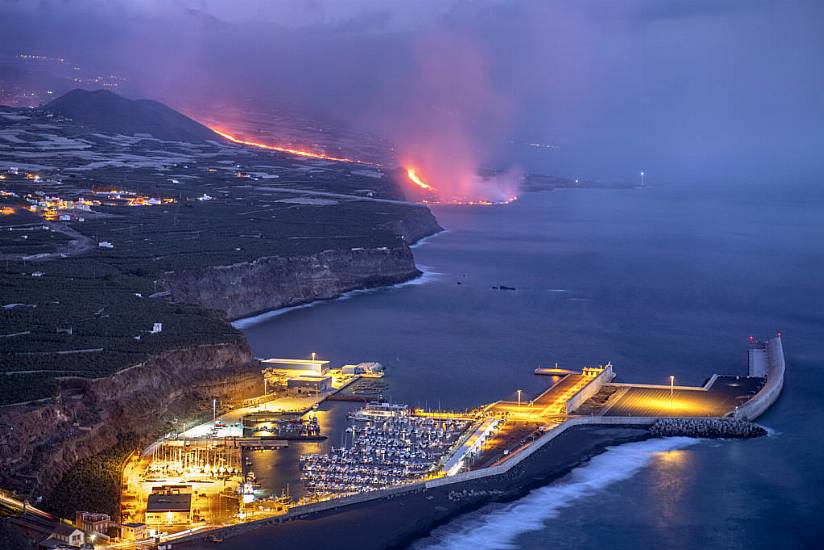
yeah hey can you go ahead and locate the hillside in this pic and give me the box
[44,88,219,142]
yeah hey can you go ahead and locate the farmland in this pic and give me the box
[0,100,436,405]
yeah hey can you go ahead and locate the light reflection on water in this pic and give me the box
[246,401,360,500]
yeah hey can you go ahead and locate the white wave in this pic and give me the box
[416,437,701,550]
[410,229,448,249]
[231,265,442,329]
[762,425,781,437]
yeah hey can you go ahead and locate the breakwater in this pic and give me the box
[649,418,766,438]
[734,335,785,421]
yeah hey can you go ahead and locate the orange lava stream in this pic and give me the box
[211,127,370,164]
[406,168,437,192]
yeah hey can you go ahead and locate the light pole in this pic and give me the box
[669,376,675,407]
[311,352,317,372]
[212,398,217,421]
[517,389,522,407]
[641,171,645,187]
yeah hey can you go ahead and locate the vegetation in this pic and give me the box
[0,101,429,406]
[42,433,140,520]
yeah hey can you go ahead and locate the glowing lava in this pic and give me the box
[406,167,436,192]
[211,127,370,165]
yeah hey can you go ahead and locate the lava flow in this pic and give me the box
[406,167,436,192]
[405,166,518,205]
[211,127,371,164]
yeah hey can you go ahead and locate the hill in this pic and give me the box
[44,88,219,142]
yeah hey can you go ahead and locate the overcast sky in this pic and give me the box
[2,0,823,185]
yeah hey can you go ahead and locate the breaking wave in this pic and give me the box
[232,264,441,329]
[415,437,701,550]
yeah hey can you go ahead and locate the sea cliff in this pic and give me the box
[163,205,442,320]
[164,245,420,320]
[0,342,259,499]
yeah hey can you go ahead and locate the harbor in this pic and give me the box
[152,334,785,548]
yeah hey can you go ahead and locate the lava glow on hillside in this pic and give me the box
[404,166,519,206]
[210,126,516,206]
[406,168,436,192]
[211,127,371,165]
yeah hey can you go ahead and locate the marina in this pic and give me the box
[124,333,785,548]
[301,403,476,497]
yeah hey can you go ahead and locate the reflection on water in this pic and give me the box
[650,448,694,534]
[246,401,360,500]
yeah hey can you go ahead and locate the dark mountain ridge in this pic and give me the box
[44,88,219,142]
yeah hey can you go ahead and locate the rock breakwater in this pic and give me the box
[650,418,766,439]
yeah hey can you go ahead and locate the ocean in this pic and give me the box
[241,183,824,549]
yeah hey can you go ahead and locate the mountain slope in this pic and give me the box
[45,89,219,142]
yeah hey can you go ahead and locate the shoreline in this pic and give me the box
[180,424,655,549]
[231,229,446,329]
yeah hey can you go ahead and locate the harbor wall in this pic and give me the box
[734,336,785,421]
[565,365,614,414]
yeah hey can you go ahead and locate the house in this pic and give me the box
[75,511,114,535]
[120,522,147,541]
[40,524,84,548]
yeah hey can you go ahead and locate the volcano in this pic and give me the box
[45,89,219,143]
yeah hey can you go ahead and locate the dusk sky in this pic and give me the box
[3,0,823,184]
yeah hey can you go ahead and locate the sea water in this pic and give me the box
[242,183,824,549]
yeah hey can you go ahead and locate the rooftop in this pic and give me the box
[146,493,192,513]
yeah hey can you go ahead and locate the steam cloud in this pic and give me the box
[387,31,522,202]
[2,1,823,186]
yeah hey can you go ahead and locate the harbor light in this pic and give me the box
[669,376,675,407]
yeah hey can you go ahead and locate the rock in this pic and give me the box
[649,418,767,439]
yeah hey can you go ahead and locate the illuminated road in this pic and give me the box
[490,374,589,421]
[0,492,55,521]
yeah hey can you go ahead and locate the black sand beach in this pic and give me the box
[180,425,650,549]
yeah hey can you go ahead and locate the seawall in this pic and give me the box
[734,335,785,420]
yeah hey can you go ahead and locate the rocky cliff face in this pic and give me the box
[388,204,443,244]
[0,342,259,499]
[164,205,442,320]
[164,245,419,320]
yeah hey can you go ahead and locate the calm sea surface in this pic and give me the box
[242,184,824,549]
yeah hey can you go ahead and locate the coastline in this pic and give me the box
[231,229,446,329]
[180,424,655,549]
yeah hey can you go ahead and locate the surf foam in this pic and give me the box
[416,437,701,550]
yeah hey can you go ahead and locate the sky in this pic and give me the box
[2,0,823,187]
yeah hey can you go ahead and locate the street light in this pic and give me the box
[641,171,645,187]
[212,398,217,421]
[517,389,522,407]
[669,376,675,407]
